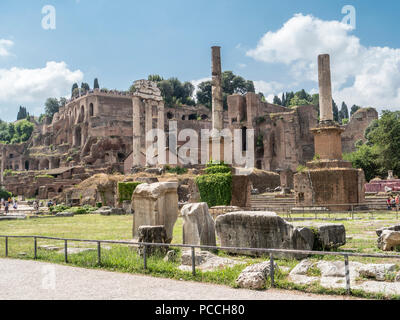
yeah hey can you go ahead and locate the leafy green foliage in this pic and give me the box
[117,182,142,203]
[0,188,12,200]
[0,119,34,144]
[343,110,400,181]
[93,78,100,89]
[196,71,255,109]
[204,165,231,174]
[164,165,188,175]
[196,162,232,207]
[17,106,29,120]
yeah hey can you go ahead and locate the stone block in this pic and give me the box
[181,202,216,247]
[315,224,346,250]
[137,225,168,256]
[215,211,293,256]
[378,230,400,251]
[132,182,178,243]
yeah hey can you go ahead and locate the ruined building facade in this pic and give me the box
[0,79,377,199]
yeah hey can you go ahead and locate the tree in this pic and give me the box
[273,95,282,105]
[339,102,349,123]
[350,105,361,117]
[148,74,163,82]
[93,78,100,89]
[196,81,212,109]
[332,100,339,122]
[196,71,255,109]
[71,83,78,97]
[81,82,90,93]
[17,106,28,120]
[345,111,400,180]
[44,98,60,119]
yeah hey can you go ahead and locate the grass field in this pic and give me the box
[1,212,400,299]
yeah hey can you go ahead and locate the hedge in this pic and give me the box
[195,172,232,207]
[204,165,231,174]
[118,182,142,203]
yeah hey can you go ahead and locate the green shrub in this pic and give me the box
[296,165,307,173]
[204,165,231,174]
[0,188,12,200]
[164,165,188,175]
[195,172,232,207]
[96,202,102,208]
[35,174,54,179]
[117,182,142,203]
[52,204,70,213]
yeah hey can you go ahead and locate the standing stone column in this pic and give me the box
[212,46,223,131]
[0,147,5,185]
[145,102,153,166]
[132,96,142,168]
[318,54,334,122]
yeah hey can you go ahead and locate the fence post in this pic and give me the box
[64,240,68,263]
[97,241,101,265]
[34,237,37,259]
[191,247,196,276]
[143,245,147,270]
[270,255,275,288]
[5,236,8,257]
[344,255,351,295]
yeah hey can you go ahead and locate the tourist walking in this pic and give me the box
[4,201,9,215]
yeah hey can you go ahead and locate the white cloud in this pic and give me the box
[190,77,211,100]
[0,39,14,57]
[253,80,284,101]
[247,13,400,111]
[0,61,83,119]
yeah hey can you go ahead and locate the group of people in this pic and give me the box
[387,195,400,210]
[0,197,18,214]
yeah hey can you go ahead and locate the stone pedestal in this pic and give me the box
[132,182,179,242]
[311,124,344,160]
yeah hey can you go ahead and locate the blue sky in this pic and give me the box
[0,0,399,121]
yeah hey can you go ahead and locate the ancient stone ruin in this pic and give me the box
[132,181,179,243]
[294,54,366,210]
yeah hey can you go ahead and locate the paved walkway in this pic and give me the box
[0,258,360,300]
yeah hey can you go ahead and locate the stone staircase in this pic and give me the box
[250,194,389,212]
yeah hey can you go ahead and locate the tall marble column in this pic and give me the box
[211,46,223,131]
[318,54,334,122]
[132,96,142,167]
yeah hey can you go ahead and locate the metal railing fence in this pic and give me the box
[1,234,400,295]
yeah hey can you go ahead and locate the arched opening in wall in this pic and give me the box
[241,127,247,152]
[53,158,60,169]
[167,112,173,120]
[9,154,13,159]
[58,187,63,193]
[34,189,39,197]
[188,114,197,120]
[41,159,49,170]
[182,115,186,120]
[89,103,94,117]
[25,161,29,171]
[75,127,82,147]
[117,152,125,163]
[79,105,85,122]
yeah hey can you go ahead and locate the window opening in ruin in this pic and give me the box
[89,103,94,117]
[188,114,197,120]
[25,161,29,171]
[242,127,247,151]
[167,112,173,120]
[182,115,186,120]
[298,192,305,203]
[201,114,208,120]
[9,154,13,159]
